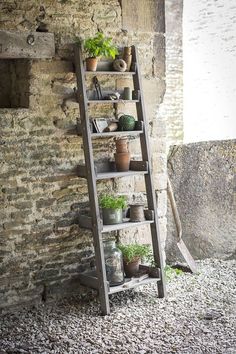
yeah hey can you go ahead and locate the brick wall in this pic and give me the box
[0,0,166,309]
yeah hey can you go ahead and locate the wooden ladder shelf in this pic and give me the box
[74,45,166,315]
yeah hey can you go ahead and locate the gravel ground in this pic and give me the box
[0,259,235,354]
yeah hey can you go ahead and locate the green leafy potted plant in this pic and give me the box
[82,32,118,71]
[117,243,150,277]
[99,194,127,225]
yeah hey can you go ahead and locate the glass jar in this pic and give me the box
[103,240,124,286]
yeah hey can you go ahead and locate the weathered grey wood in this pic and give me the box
[75,44,166,314]
[78,215,154,233]
[132,45,166,298]
[108,276,160,295]
[74,44,110,315]
[102,219,153,233]
[0,31,55,59]
[88,99,139,104]
[91,130,143,138]
[167,177,197,273]
[96,170,148,180]
[129,160,148,171]
[85,71,136,75]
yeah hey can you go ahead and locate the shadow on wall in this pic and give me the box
[166,139,236,262]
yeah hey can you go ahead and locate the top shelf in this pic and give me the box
[85,71,136,75]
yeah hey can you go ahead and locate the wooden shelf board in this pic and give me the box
[85,71,136,75]
[88,99,139,104]
[96,170,148,180]
[91,130,143,138]
[108,276,160,295]
[102,219,153,233]
[79,270,160,295]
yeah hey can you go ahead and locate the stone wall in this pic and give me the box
[0,0,166,309]
[166,140,236,263]
[164,0,183,146]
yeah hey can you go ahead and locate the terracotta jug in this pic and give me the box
[114,152,130,172]
[115,138,129,153]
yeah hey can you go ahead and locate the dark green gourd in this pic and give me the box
[118,115,135,131]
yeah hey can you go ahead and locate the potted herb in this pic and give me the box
[99,194,127,225]
[117,243,150,277]
[81,32,118,71]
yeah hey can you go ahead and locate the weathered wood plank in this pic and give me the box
[132,45,166,298]
[74,44,110,315]
[96,170,148,180]
[0,31,55,59]
[91,130,143,138]
[108,276,160,295]
[85,71,136,75]
[102,219,153,233]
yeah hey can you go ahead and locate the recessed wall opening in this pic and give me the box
[0,59,30,108]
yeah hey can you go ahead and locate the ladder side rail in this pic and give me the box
[132,45,166,297]
[74,44,110,314]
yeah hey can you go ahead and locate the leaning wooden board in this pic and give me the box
[0,31,55,59]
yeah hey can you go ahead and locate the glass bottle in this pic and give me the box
[103,240,124,286]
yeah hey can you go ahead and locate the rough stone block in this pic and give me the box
[121,0,165,33]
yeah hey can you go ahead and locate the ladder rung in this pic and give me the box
[96,170,148,180]
[108,275,161,295]
[91,130,143,139]
[85,71,136,76]
[88,99,139,104]
[78,214,154,232]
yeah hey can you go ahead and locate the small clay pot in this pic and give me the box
[130,204,145,222]
[123,258,140,277]
[115,138,129,153]
[114,152,130,172]
[86,57,98,71]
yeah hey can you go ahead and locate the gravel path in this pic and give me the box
[0,259,235,354]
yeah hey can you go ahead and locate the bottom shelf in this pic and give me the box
[78,268,161,295]
[108,276,160,295]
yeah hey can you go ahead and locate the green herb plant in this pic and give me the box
[164,265,184,280]
[99,194,127,210]
[80,32,118,59]
[117,243,150,264]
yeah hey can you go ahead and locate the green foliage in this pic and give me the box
[117,243,150,264]
[81,32,118,59]
[164,265,184,280]
[99,194,127,210]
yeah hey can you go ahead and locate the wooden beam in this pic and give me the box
[0,31,55,59]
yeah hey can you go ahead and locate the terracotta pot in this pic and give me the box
[115,138,129,153]
[114,152,130,172]
[123,258,140,277]
[86,57,98,71]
